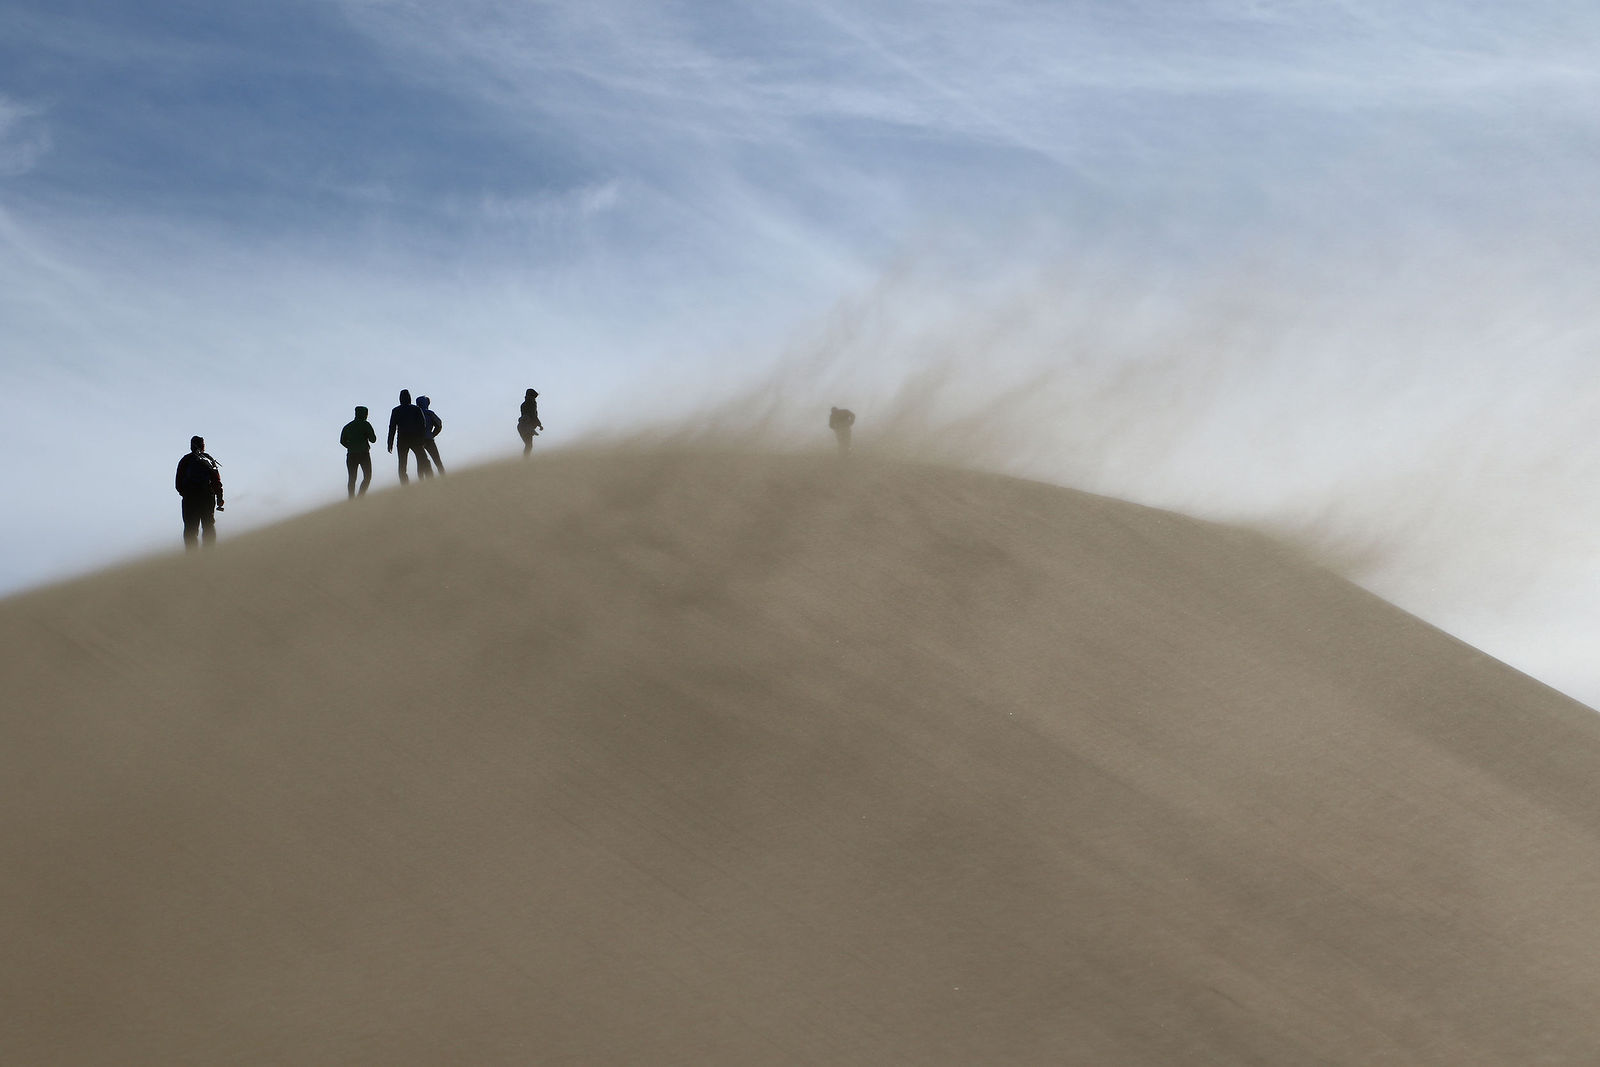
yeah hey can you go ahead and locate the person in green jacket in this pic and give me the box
[340,405,378,498]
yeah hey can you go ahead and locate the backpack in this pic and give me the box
[183,453,218,495]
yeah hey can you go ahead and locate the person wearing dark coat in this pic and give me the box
[829,406,855,455]
[175,435,224,549]
[518,388,542,457]
[386,389,433,484]
[340,405,378,498]
[416,395,446,475]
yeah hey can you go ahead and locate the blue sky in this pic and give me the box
[7,1,1600,703]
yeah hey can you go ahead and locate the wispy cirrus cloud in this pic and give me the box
[328,0,1600,258]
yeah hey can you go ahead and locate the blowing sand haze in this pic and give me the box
[5,448,1600,1064]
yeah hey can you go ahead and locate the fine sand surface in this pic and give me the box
[6,449,1600,1064]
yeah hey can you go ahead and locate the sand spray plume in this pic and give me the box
[594,246,1600,703]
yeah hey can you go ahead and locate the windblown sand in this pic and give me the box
[5,449,1600,1064]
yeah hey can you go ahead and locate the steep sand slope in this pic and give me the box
[5,450,1600,1064]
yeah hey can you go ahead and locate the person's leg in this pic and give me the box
[411,441,433,479]
[423,437,445,474]
[182,497,201,550]
[347,453,359,498]
[397,444,410,485]
[200,505,216,547]
[520,428,533,456]
[358,453,372,495]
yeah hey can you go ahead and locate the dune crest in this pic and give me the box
[5,449,1600,1064]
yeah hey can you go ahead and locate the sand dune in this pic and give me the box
[5,448,1600,1064]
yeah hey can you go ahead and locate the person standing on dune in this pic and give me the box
[387,389,433,484]
[416,395,446,475]
[175,435,224,550]
[829,406,855,455]
[518,388,542,457]
[340,405,377,498]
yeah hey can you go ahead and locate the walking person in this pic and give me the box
[387,389,433,484]
[416,395,446,475]
[175,435,224,550]
[829,406,855,455]
[518,388,542,457]
[340,405,377,498]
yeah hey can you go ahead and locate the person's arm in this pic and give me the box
[365,422,376,445]
[386,411,397,452]
[175,456,187,495]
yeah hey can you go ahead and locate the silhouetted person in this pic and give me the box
[175,435,224,550]
[518,388,542,457]
[417,395,446,475]
[829,406,855,455]
[387,389,433,484]
[340,405,377,498]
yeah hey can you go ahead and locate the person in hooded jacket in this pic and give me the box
[340,405,378,498]
[175,435,224,549]
[387,389,433,484]
[416,395,446,475]
[518,388,542,456]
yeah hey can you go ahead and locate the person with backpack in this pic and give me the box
[386,389,433,484]
[340,405,378,498]
[416,395,446,475]
[175,435,224,549]
[518,388,542,457]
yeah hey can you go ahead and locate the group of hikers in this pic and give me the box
[176,394,854,550]
[339,389,455,495]
[336,387,544,497]
[175,387,543,550]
